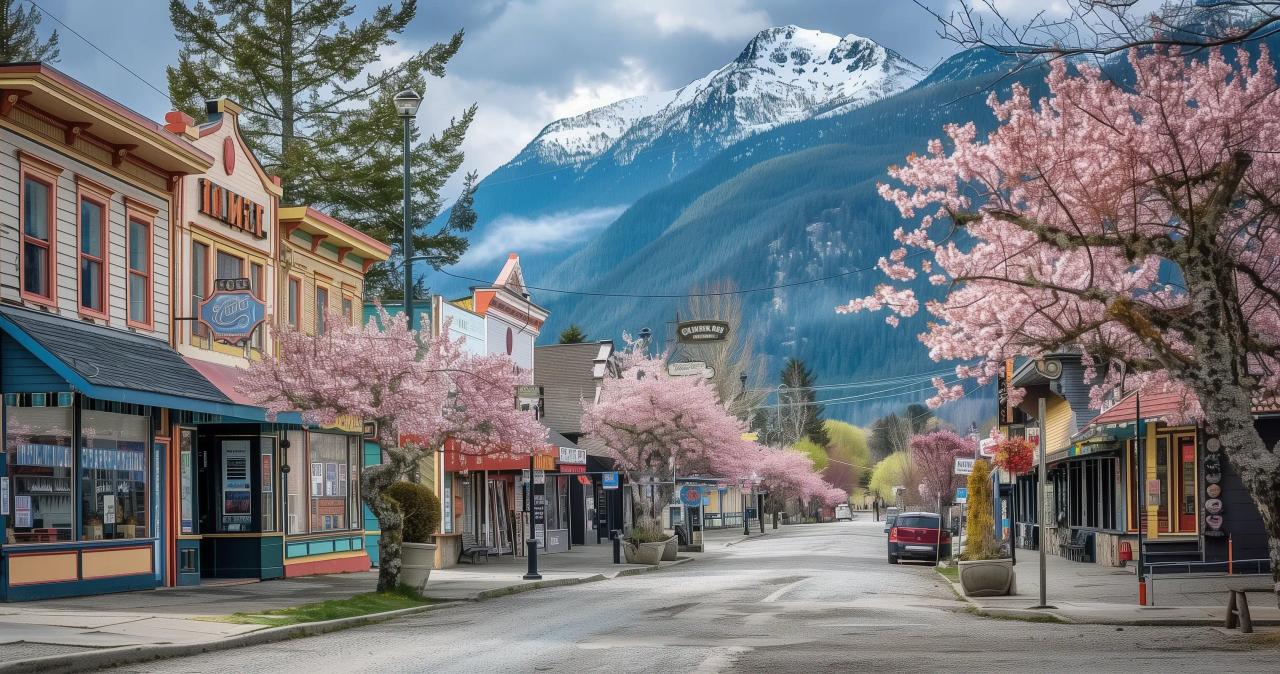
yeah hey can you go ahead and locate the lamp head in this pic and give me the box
[393,89,423,118]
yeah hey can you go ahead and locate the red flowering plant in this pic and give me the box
[992,437,1035,475]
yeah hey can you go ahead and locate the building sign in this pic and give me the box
[198,178,267,239]
[978,437,997,458]
[559,464,586,474]
[680,485,704,507]
[676,320,729,343]
[200,282,266,346]
[954,458,975,475]
[955,487,968,504]
[558,446,587,465]
[602,472,620,489]
[443,438,555,471]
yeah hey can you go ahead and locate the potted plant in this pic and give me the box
[623,516,667,565]
[958,459,1016,596]
[387,482,441,592]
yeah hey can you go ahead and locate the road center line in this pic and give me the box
[761,577,810,603]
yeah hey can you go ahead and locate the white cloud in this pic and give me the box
[611,0,771,42]
[457,205,628,268]
[545,57,663,119]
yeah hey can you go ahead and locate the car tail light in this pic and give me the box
[889,527,900,542]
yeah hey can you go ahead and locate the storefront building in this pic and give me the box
[0,64,242,600]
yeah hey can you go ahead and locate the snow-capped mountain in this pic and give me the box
[521,25,924,168]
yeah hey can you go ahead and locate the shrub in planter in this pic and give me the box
[624,516,667,565]
[958,460,1015,596]
[387,482,441,591]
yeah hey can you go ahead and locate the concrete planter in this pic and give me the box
[958,558,1016,597]
[623,541,664,565]
[401,542,438,592]
[661,535,679,561]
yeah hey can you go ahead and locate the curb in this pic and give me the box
[2,558,702,673]
[724,532,766,548]
[0,600,464,674]
[936,568,1280,627]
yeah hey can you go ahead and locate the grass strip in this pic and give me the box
[215,586,432,627]
[935,565,959,582]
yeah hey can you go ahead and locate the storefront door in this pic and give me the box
[1175,435,1197,532]
[1155,436,1170,533]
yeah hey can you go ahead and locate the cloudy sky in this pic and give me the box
[39,0,1071,195]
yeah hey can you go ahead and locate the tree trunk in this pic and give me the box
[1181,248,1280,605]
[361,446,410,593]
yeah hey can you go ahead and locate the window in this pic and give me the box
[342,296,354,326]
[5,394,75,543]
[315,285,329,333]
[127,217,152,326]
[216,250,243,282]
[284,431,360,534]
[261,436,276,532]
[287,277,301,329]
[179,428,195,534]
[21,173,56,301]
[192,241,210,344]
[286,430,306,534]
[250,262,265,350]
[78,190,108,316]
[80,408,150,540]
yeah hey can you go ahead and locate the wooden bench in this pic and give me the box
[458,546,489,564]
[1226,589,1254,633]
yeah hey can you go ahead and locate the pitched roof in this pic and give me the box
[1082,387,1195,432]
[534,341,610,436]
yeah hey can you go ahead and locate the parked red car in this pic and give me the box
[887,512,951,564]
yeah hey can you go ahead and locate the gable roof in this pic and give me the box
[534,341,614,436]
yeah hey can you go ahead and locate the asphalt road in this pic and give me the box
[121,520,1279,673]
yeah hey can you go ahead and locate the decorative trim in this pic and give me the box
[17,148,66,177]
[63,121,91,146]
[309,233,328,254]
[0,87,31,115]
[123,195,161,216]
[335,246,352,264]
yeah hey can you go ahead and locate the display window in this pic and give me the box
[284,430,360,535]
[80,408,150,540]
[5,394,75,543]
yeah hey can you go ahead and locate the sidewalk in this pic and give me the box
[948,549,1280,626]
[0,540,696,668]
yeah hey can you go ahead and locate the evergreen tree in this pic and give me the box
[166,0,477,295]
[777,357,828,446]
[558,324,587,344]
[0,0,58,63]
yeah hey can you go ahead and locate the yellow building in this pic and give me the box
[278,206,389,335]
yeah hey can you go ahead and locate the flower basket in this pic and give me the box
[993,437,1035,476]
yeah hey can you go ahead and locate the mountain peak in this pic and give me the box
[516,25,922,169]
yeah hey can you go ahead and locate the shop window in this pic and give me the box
[5,394,74,543]
[192,241,210,346]
[261,436,276,532]
[216,250,243,282]
[342,296,354,326]
[78,193,108,317]
[309,432,349,531]
[80,408,149,540]
[21,173,56,302]
[127,216,152,327]
[179,428,195,534]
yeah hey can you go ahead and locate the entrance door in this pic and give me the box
[1176,435,1197,532]
[1155,436,1170,534]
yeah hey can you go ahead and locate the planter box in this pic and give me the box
[623,541,664,565]
[661,535,678,561]
[402,542,437,592]
[958,558,1016,597]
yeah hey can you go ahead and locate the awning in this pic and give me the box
[0,304,266,420]
[183,356,303,425]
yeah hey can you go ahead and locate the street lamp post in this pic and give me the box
[393,89,423,330]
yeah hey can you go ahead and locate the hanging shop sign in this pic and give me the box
[198,178,267,239]
[680,485,704,508]
[676,320,729,343]
[978,437,998,458]
[558,446,587,465]
[200,279,266,346]
[667,361,713,379]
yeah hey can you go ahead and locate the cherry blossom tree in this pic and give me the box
[241,309,546,592]
[838,48,1280,599]
[581,350,845,535]
[910,430,974,506]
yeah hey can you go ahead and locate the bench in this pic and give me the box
[458,546,489,564]
[1061,529,1092,562]
[1226,589,1254,633]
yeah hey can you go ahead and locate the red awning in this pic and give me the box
[1083,388,1194,431]
[183,356,256,405]
[576,475,592,486]
[442,437,556,472]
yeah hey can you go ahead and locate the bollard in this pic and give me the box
[523,537,542,580]
[611,529,622,564]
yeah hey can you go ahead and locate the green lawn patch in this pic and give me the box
[935,565,959,582]
[217,586,432,627]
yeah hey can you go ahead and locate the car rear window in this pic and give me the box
[896,515,939,528]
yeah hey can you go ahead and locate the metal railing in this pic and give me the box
[1142,558,1272,606]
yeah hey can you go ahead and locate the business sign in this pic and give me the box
[955,487,968,504]
[199,282,265,346]
[954,458,975,475]
[978,437,998,458]
[668,361,713,378]
[602,472,620,489]
[676,320,729,343]
[198,178,267,239]
[558,446,587,464]
[680,485,704,508]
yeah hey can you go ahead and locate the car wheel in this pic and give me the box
[888,552,898,564]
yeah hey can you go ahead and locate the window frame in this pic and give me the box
[342,294,355,326]
[125,209,154,330]
[314,282,330,334]
[250,261,265,351]
[19,157,61,307]
[75,177,112,320]
[191,240,211,346]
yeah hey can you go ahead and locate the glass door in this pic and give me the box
[1176,435,1197,532]
[1155,436,1170,534]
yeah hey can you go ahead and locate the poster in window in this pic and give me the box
[325,463,338,497]
[311,462,323,496]
[0,477,8,516]
[224,490,251,514]
[339,463,347,497]
[262,454,273,493]
[15,495,31,528]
